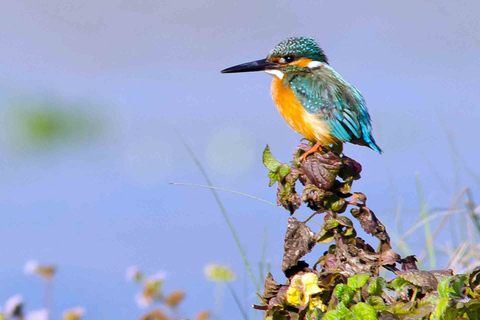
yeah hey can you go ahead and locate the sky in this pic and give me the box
[0,0,479,319]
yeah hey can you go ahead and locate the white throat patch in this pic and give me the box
[265,69,285,79]
[307,61,326,69]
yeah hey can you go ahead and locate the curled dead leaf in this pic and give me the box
[283,218,316,272]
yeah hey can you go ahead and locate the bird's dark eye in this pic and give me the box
[284,55,295,62]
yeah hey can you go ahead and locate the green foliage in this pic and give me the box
[263,145,291,187]
[347,274,371,290]
[368,277,387,296]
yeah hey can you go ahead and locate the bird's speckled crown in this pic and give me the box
[267,37,328,63]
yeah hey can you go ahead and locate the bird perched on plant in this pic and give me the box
[221,37,382,160]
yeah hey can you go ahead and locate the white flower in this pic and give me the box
[25,309,49,320]
[5,294,23,317]
[125,266,141,282]
[135,292,153,309]
[145,271,166,283]
[24,260,39,275]
[62,306,85,319]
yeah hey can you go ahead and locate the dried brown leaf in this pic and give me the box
[339,156,362,180]
[400,256,419,271]
[300,152,342,190]
[262,272,281,304]
[195,311,211,320]
[351,206,391,252]
[164,290,185,307]
[379,251,401,265]
[139,309,168,320]
[282,218,316,272]
[396,270,438,293]
[277,183,301,214]
[351,192,367,205]
[429,269,453,282]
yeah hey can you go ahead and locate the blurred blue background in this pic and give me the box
[0,0,479,319]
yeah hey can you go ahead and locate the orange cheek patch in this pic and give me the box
[290,58,312,68]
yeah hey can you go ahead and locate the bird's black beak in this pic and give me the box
[221,59,279,73]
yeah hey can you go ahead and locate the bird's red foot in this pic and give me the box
[299,142,322,162]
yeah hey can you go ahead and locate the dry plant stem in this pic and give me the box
[303,211,319,223]
[446,242,469,270]
[394,209,464,253]
[417,188,468,262]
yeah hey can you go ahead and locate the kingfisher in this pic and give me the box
[221,37,382,160]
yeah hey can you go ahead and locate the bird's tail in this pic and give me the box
[366,135,382,154]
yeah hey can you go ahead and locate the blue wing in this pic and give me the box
[288,67,382,153]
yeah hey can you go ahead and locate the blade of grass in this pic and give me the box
[228,283,249,320]
[178,137,260,291]
[466,188,480,234]
[415,174,436,269]
[169,182,277,207]
[417,188,467,262]
[445,241,468,270]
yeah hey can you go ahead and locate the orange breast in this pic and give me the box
[270,77,336,145]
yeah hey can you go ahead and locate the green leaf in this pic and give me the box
[452,274,467,297]
[438,276,453,298]
[434,298,450,318]
[334,284,355,304]
[330,198,347,212]
[263,145,281,172]
[336,216,353,227]
[343,226,356,237]
[391,277,411,289]
[278,164,290,179]
[317,228,335,244]
[366,296,385,309]
[467,307,480,320]
[324,218,339,230]
[268,171,278,187]
[323,311,340,320]
[336,301,351,316]
[350,302,377,320]
[347,274,371,290]
[368,277,386,296]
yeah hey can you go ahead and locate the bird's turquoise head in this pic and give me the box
[266,37,328,64]
[221,37,328,76]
